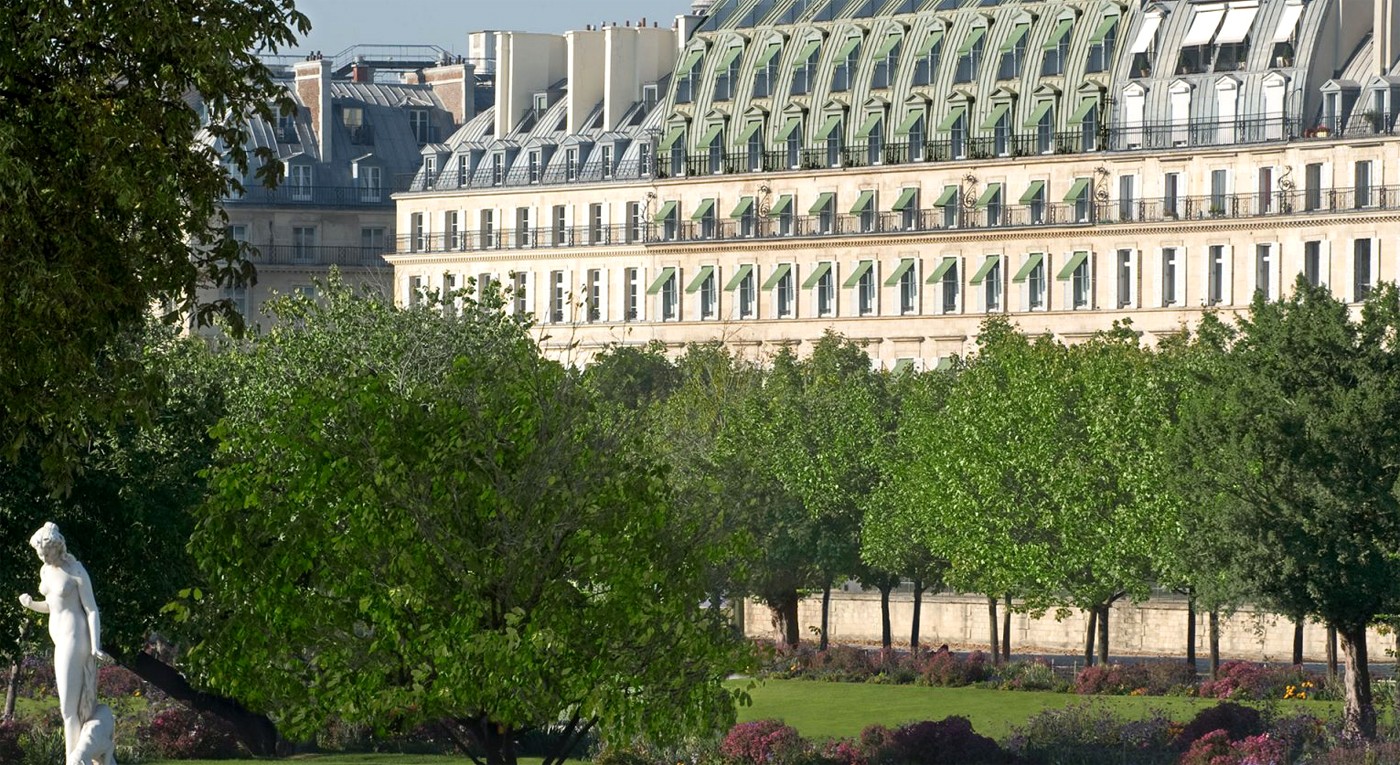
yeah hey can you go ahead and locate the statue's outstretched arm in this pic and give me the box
[18,593,49,614]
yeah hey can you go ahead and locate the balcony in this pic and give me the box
[224,180,412,208]
[248,244,392,268]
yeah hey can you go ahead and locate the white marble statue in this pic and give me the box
[18,522,114,763]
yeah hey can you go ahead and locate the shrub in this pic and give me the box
[814,646,876,682]
[1174,703,1264,750]
[1007,702,1177,765]
[995,660,1069,692]
[1073,664,1145,695]
[890,717,1008,765]
[140,703,244,760]
[98,665,146,698]
[1197,662,1329,702]
[1143,662,1199,695]
[1179,729,1234,765]
[868,649,917,685]
[1180,730,1287,765]
[916,650,991,687]
[721,720,811,765]
[1307,739,1400,765]
[0,719,28,764]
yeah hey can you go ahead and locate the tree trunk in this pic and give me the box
[1293,618,1305,666]
[1209,610,1221,680]
[123,649,284,756]
[1096,603,1111,665]
[1338,627,1377,741]
[1185,596,1197,670]
[775,595,801,648]
[733,594,746,637]
[1327,625,1339,679]
[1083,607,1098,667]
[987,596,1000,665]
[820,583,832,651]
[910,578,924,656]
[2,656,18,721]
[1001,594,1012,663]
[879,585,893,650]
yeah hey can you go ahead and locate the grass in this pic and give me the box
[732,678,1342,741]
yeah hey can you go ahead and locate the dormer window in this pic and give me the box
[357,164,381,203]
[754,42,782,97]
[289,163,312,201]
[423,155,437,187]
[277,113,299,143]
[714,46,743,101]
[999,24,1029,80]
[528,151,541,183]
[791,40,820,96]
[872,33,903,89]
[491,153,504,186]
[1087,15,1119,73]
[410,109,430,144]
[955,27,985,83]
[1271,1,1304,66]
[913,29,944,86]
[565,148,579,181]
[832,36,862,92]
[675,48,703,104]
[1041,17,1073,76]
[601,145,614,179]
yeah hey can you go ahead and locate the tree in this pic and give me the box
[187,285,747,765]
[1173,282,1400,740]
[0,0,307,483]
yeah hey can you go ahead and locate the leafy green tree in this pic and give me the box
[0,0,307,483]
[1173,282,1400,740]
[188,285,747,765]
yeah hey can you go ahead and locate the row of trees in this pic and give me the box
[582,280,1400,744]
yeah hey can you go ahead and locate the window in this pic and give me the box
[992,106,1011,156]
[407,275,423,308]
[490,153,504,186]
[1116,249,1134,307]
[907,114,926,161]
[423,155,438,187]
[696,268,718,320]
[410,109,430,143]
[360,226,385,257]
[853,262,877,316]
[1035,102,1055,154]
[755,44,782,97]
[1118,175,1136,221]
[627,202,643,243]
[940,259,960,314]
[219,284,249,320]
[1161,247,1180,306]
[1303,241,1323,288]
[816,264,836,317]
[955,29,984,83]
[552,205,568,246]
[981,184,1003,227]
[872,35,902,89]
[446,210,463,250]
[866,117,885,166]
[601,145,614,179]
[292,226,316,261]
[813,193,837,234]
[1355,160,1373,208]
[358,165,381,202]
[939,185,960,228]
[639,140,654,177]
[515,207,533,247]
[290,164,312,200]
[714,47,741,101]
[832,37,861,92]
[675,53,699,103]
[854,190,877,233]
[696,199,717,239]
[1210,169,1229,216]
[549,270,566,323]
[899,260,919,314]
[1016,253,1047,310]
[1067,252,1092,309]
[589,203,605,244]
[785,119,803,168]
[1068,177,1092,223]
[661,270,679,320]
[913,31,942,86]
[512,272,529,316]
[1079,101,1099,152]
[1304,162,1323,211]
[1354,239,1374,301]
[791,42,819,96]
[747,127,764,171]
[410,213,426,252]
[1087,16,1118,72]
[1042,17,1072,76]
[1255,244,1274,301]
[1164,173,1181,218]
[456,155,470,187]
[825,116,844,168]
[658,201,680,241]
[776,265,795,317]
[736,197,757,237]
[565,148,580,181]
[625,268,642,321]
[895,187,920,230]
[998,25,1028,80]
[1207,245,1227,305]
[528,151,541,183]
[480,209,496,248]
[587,269,603,322]
[977,257,1003,312]
[1257,166,1274,214]
[737,266,757,319]
[1025,181,1046,224]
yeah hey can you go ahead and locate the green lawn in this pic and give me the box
[732,678,1339,741]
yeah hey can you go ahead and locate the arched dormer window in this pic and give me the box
[659,121,688,177]
[1119,82,1146,149]
[1214,76,1239,145]
[713,43,745,102]
[939,92,972,159]
[675,46,705,104]
[790,36,823,96]
[754,38,785,98]
[832,32,863,92]
[954,23,987,83]
[872,29,904,89]
[896,96,930,161]
[913,25,945,86]
[1040,12,1075,77]
[997,17,1032,80]
[816,103,847,167]
[857,100,888,165]
[1087,12,1121,73]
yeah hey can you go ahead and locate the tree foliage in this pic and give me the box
[188,284,747,765]
[0,0,308,482]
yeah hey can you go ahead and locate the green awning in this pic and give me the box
[776,117,802,140]
[956,27,986,56]
[730,197,755,218]
[809,192,835,214]
[843,261,874,288]
[793,39,821,64]
[725,264,754,291]
[1012,253,1044,283]
[917,28,945,56]
[933,185,959,206]
[976,183,1003,209]
[738,121,763,142]
[857,112,884,137]
[891,187,919,211]
[835,35,863,59]
[874,32,904,58]
[885,258,916,286]
[999,24,1030,53]
[716,45,744,68]
[850,190,875,214]
[816,114,844,140]
[757,42,784,67]
[892,358,915,376]
[659,126,686,151]
[762,263,792,290]
[1043,18,1074,50]
[1068,98,1098,124]
[1019,180,1046,204]
[687,265,715,293]
[1089,15,1120,44]
[936,106,966,131]
[802,262,833,289]
[653,200,678,223]
[770,194,793,215]
[1064,177,1091,202]
[691,198,716,220]
[678,48,704,72]
[1025,100,1054,127]
[647,266,676,294]
[926,257,958,284]
[895,110,924,135]
[981,103,1011,130]
[1057,251,1089,280]
[697,123,725,148]
[969,255,1001,285]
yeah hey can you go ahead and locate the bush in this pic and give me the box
[1073,664,1147,695]
[98,665,147,698]
[0,719,28,764]
[1308,739,1400,765]
[720,720,812,765]
[140,703,245,760]
[890,718,1008,765]
[1180,730,1287,765]
[1174,703,1264,750]
[995,660,1069,692]
[1143,662,1199,695]
[1007,702,1177,765]
[916,650,991,687]
[1197,662,1328,702]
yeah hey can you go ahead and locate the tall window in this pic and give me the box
[290,164,312,201]
[900,262,918,314]
[754,45,781,98]
[1116,249,1134,307]
[512,272,529,316]
[626,202,643,243]
[1041,19,1071,76]
[1207,245,1226,305]
[998,25,1027,80]
[872,36,901,89]
[1354,239,1374,301]
[292,226,316,261]
[941,260,960,314]
[913,33,942,86]
[955,29,984,83]
[816,264,836,316]
[527,151,541,183]
[661,270,679,321]
[411,213,426,252]
[625,268,641,321]
[698,269,717,320]
[491,154,504,186]
[777,266,795,317]
[857,263,877,315]
[447,210,462,250]
[1161,247,1179,306]
[515,207,533,248]
[1118,176,1136,222]
[1303,241,1323,288]
[1355,160,1374,208]
[984,259,1003,312]
[1028,256,1046,310]
[738,268,757,319]
[589,203,605,244]
[601,145,614,179]
[1070,253,1092,309]
[358,165,381,202]
[552,205,568,246]
[832,37,861,92]
[791,44,819,96]
[409,109,430,143]
[1255,244,1274,301]
[1304,162,1323,211]
[480,209,496,249]
[1164,172,1181,218]
[1210,169,1229,215]
[549,270,566,323]
[587,269,603,322]
[360,226,385,257]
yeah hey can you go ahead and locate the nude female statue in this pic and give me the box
[18,522,111,760]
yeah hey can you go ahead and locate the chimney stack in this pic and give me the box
[292,59,332,160]
[423,61,476,127]
[351,56,373,83]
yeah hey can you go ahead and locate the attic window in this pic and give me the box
[343,106,364,128]
[277,113,298,143]
[410,109,430,144]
